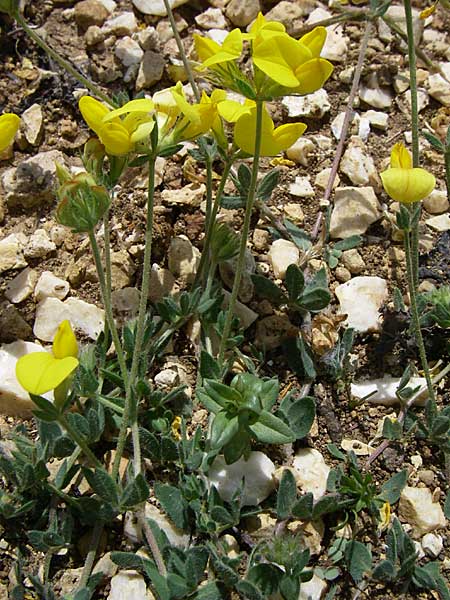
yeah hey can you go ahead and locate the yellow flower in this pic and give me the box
[243,12,286,40]
[16,320,79,395]
[378,501,391,532]
[0,113,20,153]
[171,416,182,440]
[252,27,333,95]
[380,143,436,204]
[194,29,243,69]
[79,96,155,156]
[218,99,306,156]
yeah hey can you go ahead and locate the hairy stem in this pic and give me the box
[137,507,167,576]
[77,522,104,591]
[58,414,102,468]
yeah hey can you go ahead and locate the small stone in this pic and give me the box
[115,36,144,67]
[21,103,43,146]
[341,438,371,456]
[334,266,351,282]
[335,276,388,333]
[74,0,109,29]
[426,214,450,232]
[255,314,297,350]
[136,50,165,90]
[314,168,340,191]
[168,236,200,284]
[219,250,255,303]
[0,341,51,416]
[34,271,70,301]
[221,534,240,559]
[340,137,378,187]
[24,229,56,259]
[135,26,159,51]
[207,451,276,506]
[286,138,315,166]
[418,469,435,486]
[132,0,188,17]
[111,287,140,318]
[299,574,327,600]
[154,368,179,389]
[283,203,304,224]
[330,111,360,141]
[329,187,381,239]
[0,233,27,273]
[161,183,205,207]
[383,5,423,41]
[268,239,300,279]
[306,8,347,62]
[111,250,136,290]
[399,487,446,537]
[293,448,330,500]
[225,0,260,27]
[5,267,37,303]
[421,533,443,558]
[85,25,104,46]
[362,109,389,130]
[222,291,258,330]
[403,88,429,113]
[360,73,393,109]
[428,63,450,107]
[124,503,189,547]
[282,89,330,119]
[289,176,314,198]
[34,297,104,341]
[0,303,32,341]
[92,552,118,580]
[264,1,306,34]
[423,189,449,214]
[149,265,179,303]
[108,571,147,600]
[103,12,137,37]
[253,228,270,251]
[351,376,427,406]
[341,249,364,274]
[195,7,226,29]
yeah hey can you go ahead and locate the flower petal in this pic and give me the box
[293,58,334,94]
[380,167,435,203]
[252,34,310,88]
[130,120,155,143]
[79,97,111,135]
[103,98,154,122]
[201,29,243,68]
[52,320,78,359]
[16,352,79,395]
[0,113,20,152]
[99,122,133,155]
[271,122,307,155]
[390,142,412,169]
[218,99,253,123]
[299,26,327,57]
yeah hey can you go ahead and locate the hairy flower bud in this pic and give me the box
[56,172,111,232]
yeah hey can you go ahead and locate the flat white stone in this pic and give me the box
[362,110,389,130]
[293,448,330,500]
[34,271,70,301]
[399,486,446,537]
[133,0,188,16]
[335,276,388,333]
[299,574,328,600]
[423,189,449,214]
[21,103,43,145]
[268,239,300,279]
[341,438,371,456]
[115,36,144,67]
[426,213,450,232]
[289,176,314,198]
[329,186,381,239]
[24,229,56,259]
[208,451,276,506]
[421,533,443,558]
[282,89,330,119]
[161,183,205,207]
[168,236,200,284]
[330,111,360,141]
[5,268,38,303]
[103,12,137,36]
[286,138,316,166]
[195,7,227,29]
[340,137,378,186]
[34,297,104,341]
[124,503,190,547]
[0,233,28,273]
[0,341,53,416]
[360,75,393,109]
[427,63,450,107]
[108,570,147,600]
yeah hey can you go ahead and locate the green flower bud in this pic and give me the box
[56,172,110,232]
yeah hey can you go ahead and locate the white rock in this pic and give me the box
[299,574,327,600]
[289,176,314,198]
[108,571,147,600]
[168,236,200,284]
[341,439,371,456]
[34,271,70,301]
[383,5,423,41]
[351,376,428,406]
[24,229,56,259]
[341,249,364,274]
[362,109,389,130]
[132,0,188,16]
[124,503,190,547]
[225,0,260,27]
[161,183,205,207]
[208,451,276,506]
[34,297,104,341]
[414,540,426,560]
[5,268,38,303]
[427,63,450,107]
[103,12,137,36]
[286,138,316,166]
[314,168,340,191]
[21,103,43,146]
[403,88,429,113]
[329,186,381,239]
[358,117,371,142]
[293,448,330,500]
[421,533,443,558]
[423,189,449,214]
[136,50,165,90]
[0,233,27,273]
[92,552,118,579]
[0,341,53,416]
[115,36,144,67]
[340,137,378,186]
[284,203,304,224]
[330,111,360,141]
[268,239,300,279]
[335,276,388,333]
[205,28,228,44]
[154,368,179,388]
[282,89,330,119]
[399,487,446,537]
[426,214,450,232]
[306,8,348,62]
[360,73,393,109]
[98,0,116,12]
[195,7,227,29]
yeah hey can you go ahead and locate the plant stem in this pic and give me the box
[445,150,450,198]
[15,12,114,106]
[77,522,104,591]
[404,230,436,406]
[403,0,420,290]
[113,155,157,478]
[218,101,263,363]
[88,230,129,390]
[137,507,167,576]
[161,0,200,102]
[58,414,102,468]
[205,154,213,235]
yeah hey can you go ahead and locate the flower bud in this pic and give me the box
[56,172,111,232]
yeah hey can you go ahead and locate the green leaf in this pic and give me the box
[312,494,339,519]
[277,469,297,519]
[82,467,119,506]
[285,264,305,301]
[283,219,312,251]
[249,410,295,444]
[291,492,313,519]
[372,559,396,582]
[278,395,315,439]
[30,394,60,422]
[334,235,363,252]
[379,469,408,504]
[299,288,331,312]
[154,483,190,530]
[201,380,241,412]
[283,336,317,380]
[344,540,372,583]
[235,580,265,600]
[120,474,150,509]
[210,413,240,450]
[257,169,280,202]
[247,564,283,596]
[444,491,450,519]
[327,443,346,461]
[422,130,445,152]
[251,274,288,304]
[382,417,403,440]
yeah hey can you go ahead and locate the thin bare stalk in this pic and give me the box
[76,522,104,591]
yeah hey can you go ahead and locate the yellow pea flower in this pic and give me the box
[380,143,436,204]
[194,29,243,69]
[0,112,20,153]
[79,96,155,156]
[243,11,286,40]
[252,27,333,95]
[218,99,306,156]
[16,320,79,396]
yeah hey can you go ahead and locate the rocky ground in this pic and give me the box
[1,0,450,598]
